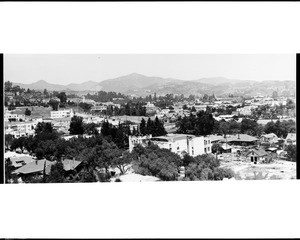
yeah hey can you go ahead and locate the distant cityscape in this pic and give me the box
[4,70,296,183]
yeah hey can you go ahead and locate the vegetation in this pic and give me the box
[285,145,296,162]
[139,117,167,137]
[176,111,215,135]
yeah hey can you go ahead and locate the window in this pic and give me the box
[208,147,210,152]
[204,148,207,153]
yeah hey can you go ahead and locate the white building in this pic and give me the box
[5,121,36,138]
[129,134,212,157]
[4,113,26,122]
[50,109,74,119]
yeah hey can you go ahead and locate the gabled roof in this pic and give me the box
[62,159,82,171]
[247,148,269,157]
[10,156,36,168]
[262,133,278,139]
[286,133,296,141]
[13,159,54,175]
[225,134,258,143]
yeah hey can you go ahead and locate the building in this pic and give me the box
[129,135,152,152]
[285,133,296,146]
[261,133,279,145]
[246,148,271,164]
[221,134,258,146]
[5,121,36,138]
[13,159,54,181]
[129,134,212,157]
[50,109,74,119]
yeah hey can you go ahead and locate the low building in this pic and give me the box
[9,155,36,168]
[246,148,271,164]
[221,134,258,146]
[50,109,74,119]
[13,159,54,181]
[5,121,36,138]
[150,134,212,157]
[261,133,279,143]
[129,135,152,152]
[285,133,296,146]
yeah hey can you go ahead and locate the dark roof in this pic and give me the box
[247,148,269,157]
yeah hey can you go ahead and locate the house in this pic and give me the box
[61,158,83,180]
[50,109,74,119]
[261,133,279,145]
[9,155,36,168]
[129,135,153,152]
[221,134,258,146]
[149,133,212,157]
[5,121,36,138]
[207,134,225,144]
[13,159,54,181]
[246,148,271,164]
[285,133,296,146]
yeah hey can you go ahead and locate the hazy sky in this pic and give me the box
[4,54,296,85]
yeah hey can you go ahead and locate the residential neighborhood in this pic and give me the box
[4,54,297,184]
[4,78,296,183]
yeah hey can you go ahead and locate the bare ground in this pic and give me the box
[218,153,296,180]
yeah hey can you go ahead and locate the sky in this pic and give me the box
[4,54,296,85]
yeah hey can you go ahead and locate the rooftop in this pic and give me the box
[286,133,296,141]
[151,133,197,142]
[223,134,258,143]
[13,159,54,175]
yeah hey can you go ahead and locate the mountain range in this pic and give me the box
[12,73,296,97]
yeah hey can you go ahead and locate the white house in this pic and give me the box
[129,133,212,157]
[50,109,74,119]
[285,133,296,146]
[5,122,36,138]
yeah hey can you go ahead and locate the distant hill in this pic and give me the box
[98,73,182,93]
[11,74,295,98]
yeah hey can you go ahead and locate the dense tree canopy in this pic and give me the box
[69,116,84,135]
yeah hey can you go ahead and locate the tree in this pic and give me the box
[10,137,27,153]
[48,161,65,183]
[5,158,16,183]
[83,123,99,135]
[25,108,31,116]
[101,120,111,137]
[285,145,296,162]
[154,116,167,137]
[212,143,222,154]
[111,150,131,175]
[35,122,59,141]
[272,91,278,99]
[5,134,14,150]
[48,99,59,111]
[79,102,93,112]
[140,118,147,135]
[35,148,45,160]
[69,116,84,135]
[57,92,67,103]
[5,81,13,92]
[241,118,259,136]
